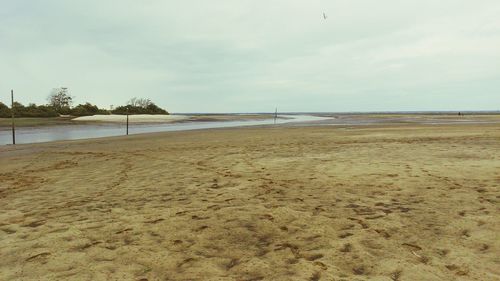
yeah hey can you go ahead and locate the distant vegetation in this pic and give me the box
[0,102,12,118]
[48,88,73,114]
[71,103,111,116]
[0,102,59,118]
[0,100,109,118]
[112,98,168,115]
[0,88,168,118]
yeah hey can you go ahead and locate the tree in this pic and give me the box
[5,102,59,117]
[48,87,73,114]
[0,102,10,118]
[145,103,168,114]
[71,102,110,116]
[12,102,25,113]
[112,98,168,115]
[127,97,153,108]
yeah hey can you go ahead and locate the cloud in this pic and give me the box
[1,0,499,112]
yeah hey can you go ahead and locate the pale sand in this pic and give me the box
[0,124,499,280]
[71,114,280,124]
[73,114,189,123]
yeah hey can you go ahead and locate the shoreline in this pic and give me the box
[0,115,327,145]
[0,114,284,130]
[1,113,499,129]
[1,114,500,146]
[1,121,500,153]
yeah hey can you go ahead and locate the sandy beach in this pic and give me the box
[72,114,189,123]
[0,122,499,280]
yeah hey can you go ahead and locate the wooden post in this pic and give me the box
[11,90,15,145]
[126,110,129,136]
[274,107,278,125]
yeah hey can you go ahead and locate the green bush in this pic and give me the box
[0,102,10,118]
[21,104,59,117]
[112,104,168,115]
[1,99,164,118]
[1,101,59,117]
[71,103,110,116]
[10,102,59,117]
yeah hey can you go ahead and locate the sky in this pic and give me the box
[1,0,499,113]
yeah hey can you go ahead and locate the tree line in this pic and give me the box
[0,88,168,118]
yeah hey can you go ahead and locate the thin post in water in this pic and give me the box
[274,107,278,125]
[11,89,15,145]
[126,113,129,135]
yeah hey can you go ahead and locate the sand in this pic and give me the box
[71,114,282,124]
[0,123,499,280]
[72,114,189,123]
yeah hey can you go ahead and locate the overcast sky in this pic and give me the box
[1,1,499,113]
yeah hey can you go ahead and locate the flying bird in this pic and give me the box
[323,13,327,20]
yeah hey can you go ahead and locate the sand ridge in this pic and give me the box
[0,124,499,280]
[72,114,189,123]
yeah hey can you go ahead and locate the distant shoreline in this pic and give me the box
[1,112,500,129]
[173,111,500,115]
[0,113,282,129]
[73,114,188,123]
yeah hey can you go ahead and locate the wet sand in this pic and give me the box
[0,122,499,280]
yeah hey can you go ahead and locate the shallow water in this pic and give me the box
[0,115,330,145]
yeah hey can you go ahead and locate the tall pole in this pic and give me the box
[274,107,278,125]
[126,110,129,136]
[11,90,15,145]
